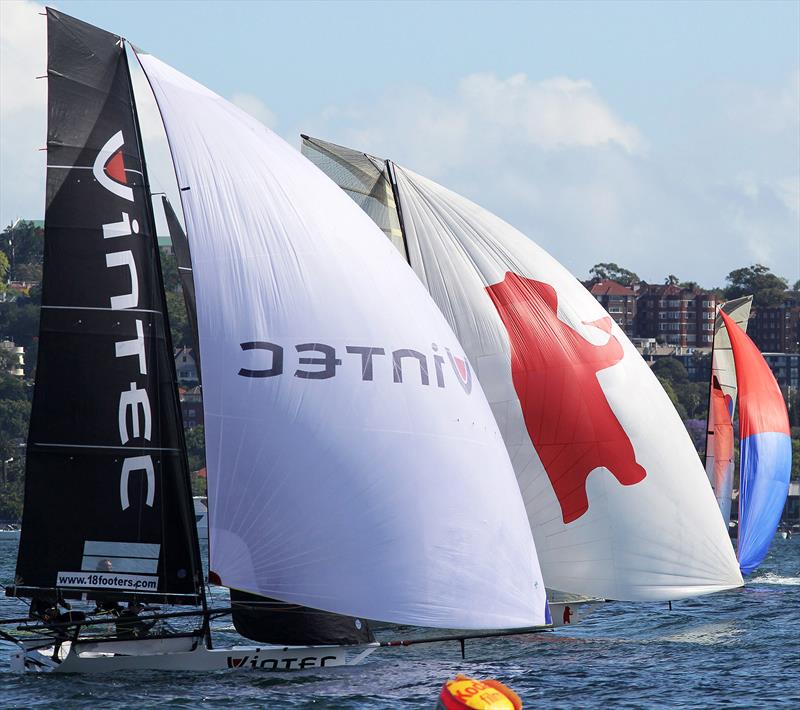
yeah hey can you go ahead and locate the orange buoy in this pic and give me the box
[436,674,522,709]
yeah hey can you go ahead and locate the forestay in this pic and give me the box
[705,297,752,527]
[302,137,743,601]
[136,53,546,629]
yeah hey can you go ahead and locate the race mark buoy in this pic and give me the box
[436,674,522,709]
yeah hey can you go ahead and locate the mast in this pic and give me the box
[703,303,720,471]
[385,160,412,265]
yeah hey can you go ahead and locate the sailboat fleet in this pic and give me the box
[0,8,791,674]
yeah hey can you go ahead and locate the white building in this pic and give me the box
[0,340,24,377]
[174,346,199,386]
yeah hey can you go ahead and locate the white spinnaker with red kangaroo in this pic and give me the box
[301,137,743,601]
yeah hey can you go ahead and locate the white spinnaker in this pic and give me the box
[705,296,753,526]
[136,53,545,629]
[388,165,742,601]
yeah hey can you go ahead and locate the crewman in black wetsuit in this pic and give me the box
[29,592,87,661]
[115,601,154,639]
[29,593,86,626]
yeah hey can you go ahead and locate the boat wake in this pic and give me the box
[749,574,800,586]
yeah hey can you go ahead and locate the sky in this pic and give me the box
[1,0,798,287]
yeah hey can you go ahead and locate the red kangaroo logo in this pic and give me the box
[486,272,646,523]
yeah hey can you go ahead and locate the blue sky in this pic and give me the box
[2,0,798,286]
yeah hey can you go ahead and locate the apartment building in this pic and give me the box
[589,280,637,337]
[748,292,800,354]
[635,284,716,347]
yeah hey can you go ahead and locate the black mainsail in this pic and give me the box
[9,9,202,606]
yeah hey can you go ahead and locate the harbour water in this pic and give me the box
[0,534,797,708]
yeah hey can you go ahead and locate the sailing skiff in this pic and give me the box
[2,8,549,673]
[706,303,792,574]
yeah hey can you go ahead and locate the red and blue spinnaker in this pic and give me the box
[719,310,791,575]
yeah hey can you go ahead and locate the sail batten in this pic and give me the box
[303,135,744,601]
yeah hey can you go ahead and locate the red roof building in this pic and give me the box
[589,280,637,337]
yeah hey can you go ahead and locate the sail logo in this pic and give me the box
[238,340,473,393]
[95,130,155,513]
[446,347,472,394]
[487,273,646,524]
[225,653,339,670]
[94,130,134,201]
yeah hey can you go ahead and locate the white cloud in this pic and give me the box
[302,72,642,178]
[302,70,799,287]
[773,176,800,217]
[0,0,46,227]
[232,92,277,129]
[457,73,644,153]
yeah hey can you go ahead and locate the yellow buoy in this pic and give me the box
[436,674,522,709]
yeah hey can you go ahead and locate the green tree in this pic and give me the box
[14,262,42,282]
[589,262,640,287]
[0,371,26,401]
[665,274,680,286]
[159,247,180,292]
[793,279,800,292]
[652,357,689,384]
[0,300,40,351]
[0,250,8,295]
[0,399,31,459]
[165,290,192,349]
[651,357,710,419]
[1,221,43,281]
[673,381,708,419]
[679,280,700,291]
[184,424,206,474]
[657,376,688,420]
[724,264,788,308]
[0,478,24,522]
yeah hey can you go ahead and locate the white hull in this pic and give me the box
[12,635,376,674]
